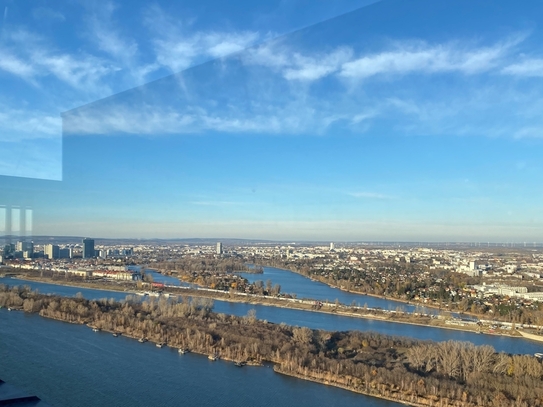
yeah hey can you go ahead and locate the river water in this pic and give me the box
[0,276,539,355]
[0,309,399,407]
[239,266,436,313]
[1,267,541,407]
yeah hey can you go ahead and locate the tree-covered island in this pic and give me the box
[1,284,542,407]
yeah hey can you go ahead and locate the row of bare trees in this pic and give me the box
[407,341,543,381]
[2,283,543,406]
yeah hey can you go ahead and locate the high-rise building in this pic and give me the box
[16,241,34,259]
[59,248,71,259]
[16,240,33,252]
[82,238,95,259]
[44,244,60,259]
[216,242,223,255]
[330,242,335,251]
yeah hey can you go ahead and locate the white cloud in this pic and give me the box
[242,37,522,83]
[0,49,36,79]
[63,105,195,135]
[502,58,543,77]
[0,106,61,141]
[35,51,117,92]
[0,29,117,94]
[86,3,139,64]
[283,47,353,81]
[339,39,517,79]
[143,5,261,73]
[242,43,353,82]
[62,102,328,136]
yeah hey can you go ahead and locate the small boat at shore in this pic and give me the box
[178,348,189,354]
[138,337,147,343]
[92,327,100,332]
[156,342,165,348]
[208,353,219,361]
[234,361,246,367]
[112,333,119,337]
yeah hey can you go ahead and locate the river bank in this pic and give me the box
[258,263,478,315]
[3,285,540,407]
[274,368,434,407]
[6,274,521,339]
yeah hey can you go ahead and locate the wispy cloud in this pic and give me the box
[62,102,344,136]
[502,58,543,77]
[283,47,353,81]
[0,49,36,79]
[242,36,524,83]
[85,2,138,64]
[0,106,61,141]
[340,37,521,79]
[32,7,65,22]
[143,4,261,73]
[0,29,116,94]
[348,192,396,200]
[242,43,353,81]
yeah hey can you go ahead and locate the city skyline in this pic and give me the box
[1,0,543,241]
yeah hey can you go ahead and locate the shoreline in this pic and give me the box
[2,284,539,407]
[5,275,524,341]
[260,264,477,315]
[34,311,429,407]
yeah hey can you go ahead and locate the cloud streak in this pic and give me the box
[143,4,261,73]
[348,192,396,200]
[502,58,543,77]
[339,40,511,79]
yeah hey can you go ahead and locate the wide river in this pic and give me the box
[0,309,398,407]
[1,267,541,406]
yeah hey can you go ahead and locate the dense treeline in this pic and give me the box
[153,257,253,274]
[263,258,543,325]
[1,284,542,407]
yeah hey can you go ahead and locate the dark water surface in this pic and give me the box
[0,309,399,407]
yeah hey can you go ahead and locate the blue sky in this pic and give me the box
[1,0,543,241]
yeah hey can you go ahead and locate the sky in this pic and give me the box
[1,0,543,242]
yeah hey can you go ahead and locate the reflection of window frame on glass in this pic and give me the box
[0,205,33,247]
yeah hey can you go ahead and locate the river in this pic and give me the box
[0,276,538,355]
[239,266,437,314]
[0,309,399,407]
